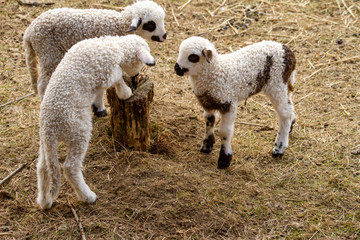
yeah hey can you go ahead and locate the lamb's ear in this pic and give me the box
[126,17,142,33]
[202,48,213,63]
[137,49,156,66]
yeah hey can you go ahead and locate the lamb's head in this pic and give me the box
[175,36,216,77]
[121,35,156,77]
[126,0,166,42]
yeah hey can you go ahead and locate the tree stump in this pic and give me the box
[107,75,154,151]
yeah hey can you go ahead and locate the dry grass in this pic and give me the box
[1,0,360,239]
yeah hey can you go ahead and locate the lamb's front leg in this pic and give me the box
[110,67,132,100]
[200,111,216,153]
[114,80,132,100]
[272,99,295,157]
[92,89,107,117]
[218,105,237,169]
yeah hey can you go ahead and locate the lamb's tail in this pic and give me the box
[23,36,38,94]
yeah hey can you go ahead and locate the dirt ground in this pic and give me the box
[1,0,360,239]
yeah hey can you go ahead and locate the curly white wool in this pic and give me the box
[23,0,165,101]
[36,35,155,209]
[175,36,296,169]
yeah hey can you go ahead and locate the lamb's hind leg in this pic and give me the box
[37,144,53,209]
[200,110,216,153]
[217,105,237,169]
[38,51,62,100]
[271,94,295,158]
[63,138,96,203]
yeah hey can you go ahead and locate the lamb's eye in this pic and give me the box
[142,21,156,32]
[188,54,200,63]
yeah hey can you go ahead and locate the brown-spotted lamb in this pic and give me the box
[24,0,165,116]
[37,35,155,209]
[175,36,296,169]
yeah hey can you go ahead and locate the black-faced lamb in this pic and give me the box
[37,35,155,209]
[24,0,165,116]
[174,36,296,169]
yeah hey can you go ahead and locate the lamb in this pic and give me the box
[23,0,166,116]
[174,36,296,169]
[37,35,155,209]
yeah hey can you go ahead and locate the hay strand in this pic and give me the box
[315,55,360,67]
[178,0,192,11]
[68,200,86,240]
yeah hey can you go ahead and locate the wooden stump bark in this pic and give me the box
[107,75,154,151]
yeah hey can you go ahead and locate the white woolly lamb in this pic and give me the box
[24,0,166,116]
[175,36,296,169]
[37,35,155,209]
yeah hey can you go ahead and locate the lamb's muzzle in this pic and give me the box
[174,62,188,76]
[151,33,167,42]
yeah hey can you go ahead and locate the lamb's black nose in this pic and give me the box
[163,33,167,40]
[174,63,188,76]
[151,36,161,42]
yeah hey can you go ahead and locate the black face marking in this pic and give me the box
[218,145,232,169]
[279,142,283,149]
[143,21,156,32]
[188,54,200,63]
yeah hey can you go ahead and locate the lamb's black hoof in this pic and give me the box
[289,119,296,133]
[200,134,215,154]
[92,104,107,117]
[272,150,284,158]
[217,145,232,169]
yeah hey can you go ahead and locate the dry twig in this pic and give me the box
[68,200,87,240]
[16,0,54,6]
[0,93,35,108]
[0,158,35,187]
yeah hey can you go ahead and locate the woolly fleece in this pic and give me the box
[37,35,153,209]
[177,36,291,104]
[23,0,165,97]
